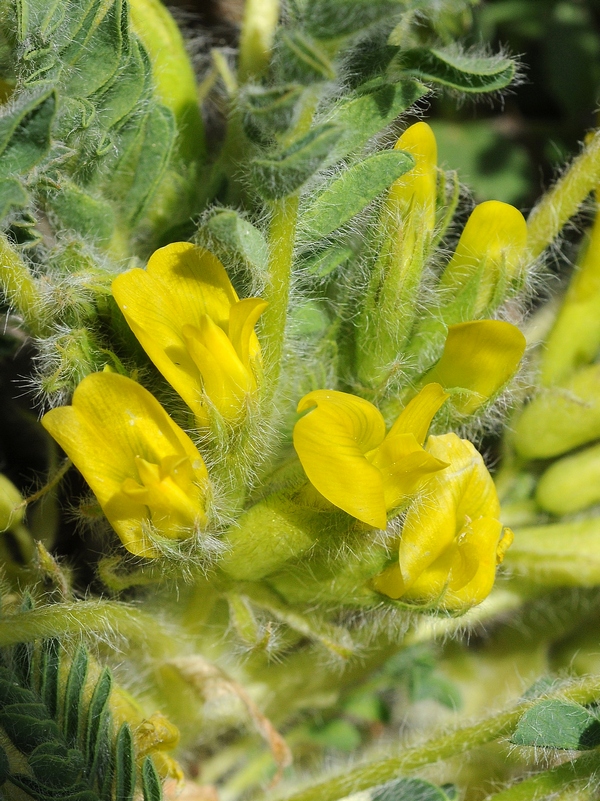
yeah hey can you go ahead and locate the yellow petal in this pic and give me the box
[294,390,387,528]
[440,200,527,289]
[228,297,268,367]
[41,373,208,557]
[390,121,437,228]
[387,382,448,445]
[422,320,526,414]
[367,432,448,511]
[372,561,406,599]
[443,517,505,610]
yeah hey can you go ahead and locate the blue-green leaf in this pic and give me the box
[511,700,600,750]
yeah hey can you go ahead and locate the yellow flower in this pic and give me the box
[41,372,209,558]
[422,319,526,414]
[112,242,268,427]
[439,200,527,318]
[373,433,513,610]
[293,384,450,529]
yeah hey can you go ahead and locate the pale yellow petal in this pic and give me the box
[387,383,448,445]
[294,390,387,528]
[422,320,526,414]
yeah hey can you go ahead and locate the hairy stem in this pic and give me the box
[487,752,600,800]
[279,675,600,801]
[527,129,600,258]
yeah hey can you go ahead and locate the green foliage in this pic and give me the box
[0,625,162,801]
[512,700,600,750]
[301,150,414,239]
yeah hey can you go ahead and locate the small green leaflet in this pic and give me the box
[390,47,516,94]
[511,700,600,750]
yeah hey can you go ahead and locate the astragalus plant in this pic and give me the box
[1,0,600,799]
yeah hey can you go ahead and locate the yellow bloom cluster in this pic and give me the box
[293,383,513,609]
[42,244,267,556]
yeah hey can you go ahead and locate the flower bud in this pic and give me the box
[0,474,24,533]
[536,442,600,515]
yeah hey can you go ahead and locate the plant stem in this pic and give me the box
[0,601,178,658]
[238,0,280,82]
[486,752,600,800]
[527,129,600,258]
[279,675,600,801]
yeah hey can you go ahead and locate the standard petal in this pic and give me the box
[422,320,526,414]
[387,383,448,444]
[294,390,387,528]
[145,242,238,327]
[112,266,206,423]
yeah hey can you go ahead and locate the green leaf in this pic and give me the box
[63,0,125,97]
[205,210,269,276]
[40,638,60,719]
[252,124,341,200]
[115,723,136,801]
[142,756,163,801]
[0,703,61,753]
[328,80,427,161]
[302,150,414,239]
[0,90,56,178]
[0,743,9,785]
[85,668,112,769]
[300,243,353,277]
[44,181,115,245]
[278,31,336,83]
[302,0,404,38]
[0,178,29,217]
[95,39,148,129]
[28,741,84,789]
[64,646,89,748]
[511,700,600,750]
[122,104,176,223]
[390,47,516,94]
[242,84,304,141]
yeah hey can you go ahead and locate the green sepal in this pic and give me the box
[328,80,428,161]
[203,209,269,277]
[277,30,336,83]
[302,0,404,39]
[511,700,600,750]
[390,46,516,94]
[252,123,341,199]
[0,178,29,217]
[300,243,353,277]
[302,150,414,240]
[0,89,56,179]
